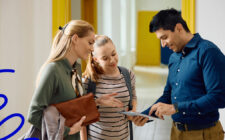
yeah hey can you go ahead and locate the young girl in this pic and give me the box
[82,35,137,140]
[26,21,122,140]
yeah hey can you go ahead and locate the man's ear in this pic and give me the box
[175,23,183,32]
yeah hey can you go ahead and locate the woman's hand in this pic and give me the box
[68,116,86,135]
[96,93,123,107]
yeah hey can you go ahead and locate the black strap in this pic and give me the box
[128,120,133,140]
[118,66,133,140]
[87,79,96,95]
[118,66,133,110]
[86,79,96,138]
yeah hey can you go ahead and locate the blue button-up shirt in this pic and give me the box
[143,33,225,124]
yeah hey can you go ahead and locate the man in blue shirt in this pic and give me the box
[140,8,225,140]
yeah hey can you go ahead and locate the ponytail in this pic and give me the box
[83,53,104,83]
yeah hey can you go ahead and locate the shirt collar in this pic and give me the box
[181,33,201,56]
[59,58,81,76]
[60,58,74,75]
[185,33,201,49]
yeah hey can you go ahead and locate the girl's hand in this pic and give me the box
[130,116,149,126]
[126,108,149,126]
[96,93,124,107]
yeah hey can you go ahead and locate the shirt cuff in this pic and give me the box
[173,103,179,113]
[141,107,151,115]
[64,126,70,137]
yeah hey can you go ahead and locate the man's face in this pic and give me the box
[155,26,184,52]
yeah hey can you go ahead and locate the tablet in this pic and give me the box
[119,111,159,121]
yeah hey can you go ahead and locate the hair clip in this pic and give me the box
[59,24,68,33]
[59,26,63,30]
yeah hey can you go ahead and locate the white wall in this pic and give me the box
[71,0,81,19]
[196,0,225,53]
[97,0,137,69]
[196,0,225,132]
[136,0,181,11]
[0,0,51,139]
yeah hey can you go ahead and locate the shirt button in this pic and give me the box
[174,97,177,99]
[183,112,186,115]
[176,83,178,86]
[181,56,184,59]
[177,69,180,72]
[198,112,201,115]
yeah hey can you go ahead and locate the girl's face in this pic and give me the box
[72,31,95,60]
[93,42,119,73]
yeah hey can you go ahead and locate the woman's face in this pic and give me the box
[93,42,119,72]
[73,31,95,60]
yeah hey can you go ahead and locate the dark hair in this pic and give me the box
[149,8,190,33]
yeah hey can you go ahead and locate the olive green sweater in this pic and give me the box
[28,58,82,140]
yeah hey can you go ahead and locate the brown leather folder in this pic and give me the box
[52,93,100,127]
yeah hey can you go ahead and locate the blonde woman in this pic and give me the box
[27,20,123,140]
[82,35,139,140]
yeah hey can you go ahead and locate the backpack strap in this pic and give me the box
[118,66,133,110]
[86,78,96,139]
[87,78,96,95]
[118,66,133,140]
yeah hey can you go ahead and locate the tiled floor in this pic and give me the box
[133,66,172,140]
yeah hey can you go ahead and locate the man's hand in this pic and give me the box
[148,102,176,120]
[96,93,124,108]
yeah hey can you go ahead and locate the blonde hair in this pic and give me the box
[36,20,94,86]
[82,35,113,82]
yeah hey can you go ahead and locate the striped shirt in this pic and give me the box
[83,70,136,140]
